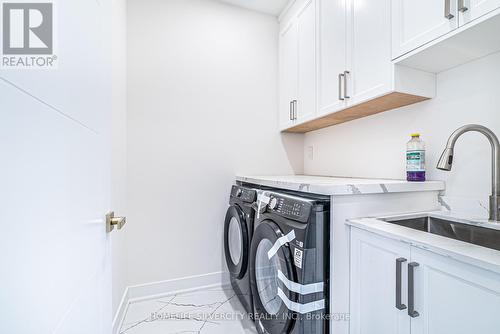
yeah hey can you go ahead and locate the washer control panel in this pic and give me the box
[267,194,311,223]
[231,185,256,203]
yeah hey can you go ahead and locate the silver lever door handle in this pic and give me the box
[106,212,127,233]
[458,0,468,12]
[445,0,455,19]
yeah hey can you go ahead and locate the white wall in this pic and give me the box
[127,0,303,285]
[305,52,500,205]
[110,0,128,316]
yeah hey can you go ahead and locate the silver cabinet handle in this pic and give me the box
[408,262,420,318]
[338,73,345,101]
[289,100,293,120]
[396,258,407,311]
[445,0,454,19]
[458,0,468,12]
[344,71,350,99]
[293,100,298,120]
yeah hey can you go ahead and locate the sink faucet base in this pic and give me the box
[491,195,500,222]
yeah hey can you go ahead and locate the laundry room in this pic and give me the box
[2,0,500,334]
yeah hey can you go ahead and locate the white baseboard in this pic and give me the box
[112,287,130,334]
[112,271,230,334]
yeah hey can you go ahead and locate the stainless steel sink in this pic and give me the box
[381,215,500,251]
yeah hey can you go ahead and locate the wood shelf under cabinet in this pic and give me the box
[282,92,429,133]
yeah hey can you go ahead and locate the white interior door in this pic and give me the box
[0,1,112,333]
[318,0,347,116]
[392,0,459,59]
[459,0,500,25]
[410,247,500,334]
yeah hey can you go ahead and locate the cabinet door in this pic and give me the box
[346,0,392,106]
[317,0,346,116]
[410,247,500,334]
[296,0,316,122]
[459,0,500,25]
[392,0,458,59]
[350,228,411,334]
[279,22,298,129]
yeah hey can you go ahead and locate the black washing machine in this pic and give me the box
[249,190,330,334]
[224,185,257,316]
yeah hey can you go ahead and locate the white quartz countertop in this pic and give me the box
[347,214,500,274]
[236,175,445,195]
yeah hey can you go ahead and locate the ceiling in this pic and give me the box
[217,0,289,16]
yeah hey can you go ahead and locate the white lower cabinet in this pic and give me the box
[410,247,500,334]
[350,228,411,334]
[350,227,500,334]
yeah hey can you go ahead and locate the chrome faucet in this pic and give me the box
[437,124,500,222]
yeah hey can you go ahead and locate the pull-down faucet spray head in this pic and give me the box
[436,148,454,171]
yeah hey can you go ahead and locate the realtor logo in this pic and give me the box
[1,1,57,68]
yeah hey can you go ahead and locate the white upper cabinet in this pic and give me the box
[296,0,317,122]
[350,228,411,334]
[279,0,500,132]
[392,0,500,65]
[317,0,347,116]
[459,0,500,24]
[392,0,458,59]
[346,0,393,106]
[411,247,500,334]
[279,22,298,129]
[279,0,317,130]
[279,0,435,133]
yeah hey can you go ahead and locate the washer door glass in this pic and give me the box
[255,238,284,315]
[228,217,243,265]
[224,205,249,279]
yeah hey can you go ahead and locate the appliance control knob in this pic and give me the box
[269,198,278,210]
[236,189,243,197]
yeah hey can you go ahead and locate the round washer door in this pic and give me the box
[224,205,250,279]
[250,220,296,334]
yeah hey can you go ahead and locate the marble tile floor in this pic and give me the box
[119,285,258,334]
